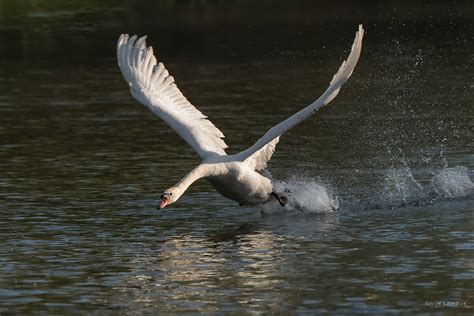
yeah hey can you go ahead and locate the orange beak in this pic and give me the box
[158,196,169,210]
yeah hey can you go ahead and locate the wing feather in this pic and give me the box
[235,25,364,162]
[117,34,228,159]
[245,137,280,171]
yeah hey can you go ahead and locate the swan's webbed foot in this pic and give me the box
[271,191,288,207]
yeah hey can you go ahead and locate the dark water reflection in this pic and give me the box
[1,0,473,314]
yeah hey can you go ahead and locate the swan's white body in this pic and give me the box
[116,25,364,209]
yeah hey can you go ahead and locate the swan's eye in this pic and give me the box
[170,192,173,196]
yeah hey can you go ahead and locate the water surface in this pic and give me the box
[0,1,473,314]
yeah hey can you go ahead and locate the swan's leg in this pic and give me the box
[271,191,287,207]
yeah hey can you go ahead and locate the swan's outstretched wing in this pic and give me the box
[235,25,364,162]
[117,34,228,159]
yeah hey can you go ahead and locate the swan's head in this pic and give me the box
[158,187,180,209]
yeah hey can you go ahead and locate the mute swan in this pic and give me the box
[117,25,364,209]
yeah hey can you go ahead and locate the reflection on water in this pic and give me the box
[9,206,466,314]
[0,0,473,314]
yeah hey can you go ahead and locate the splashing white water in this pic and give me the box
[376,165,473,209]
[430,166,474,198]
[380,166,424,207]
[262,166,473,215]
[261,176,339,215]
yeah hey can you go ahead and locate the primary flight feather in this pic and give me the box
[117,34,228,158]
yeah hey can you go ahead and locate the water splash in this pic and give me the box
[262,176,339,215]
[375,165,473,209]
[262,165,473,215]
[430,166,474,198]
[379,164,424,207]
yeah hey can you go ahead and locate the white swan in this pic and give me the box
[117,25,364,209]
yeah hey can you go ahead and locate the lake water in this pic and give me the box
[0,1,473,314]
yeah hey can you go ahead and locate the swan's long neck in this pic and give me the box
[174,164,208,197]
